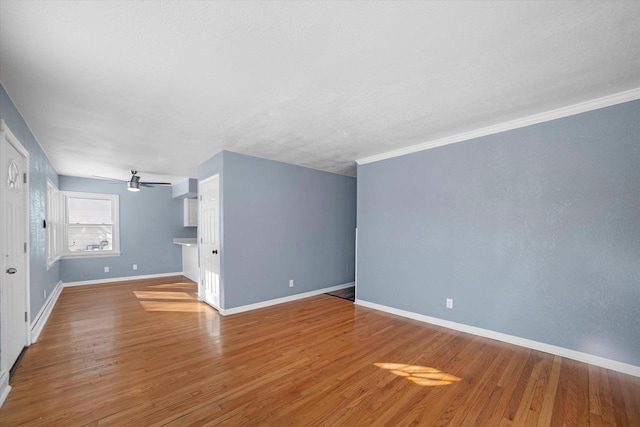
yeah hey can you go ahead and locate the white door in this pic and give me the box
[199,175,220,309]
[1,122,29,374]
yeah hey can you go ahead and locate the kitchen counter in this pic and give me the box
[173,238,198,282]
[173,238,197,246]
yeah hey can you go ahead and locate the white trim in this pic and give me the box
[198,174,222,309]
[30,281,63,343]
[354,228,358,296]
[182,268,198,284]
[220,282,355,316]
[45,178,63,269]
[62,190,120,257]
[355,299,640,378]
[46,255,61,270]
[0,370,11,408]
[356,88,640,166]
[63,272,184,287]
[61,251,121,260]
[0,120,32,370]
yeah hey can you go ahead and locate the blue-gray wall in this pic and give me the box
[172,178,197,199]
[0,82,60,319]
[198,151,356,309]
[357,100,640,367]
[59,176,196,282]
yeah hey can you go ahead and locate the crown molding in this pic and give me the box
[356,88,640,166]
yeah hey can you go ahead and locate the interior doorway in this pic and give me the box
[0,121,30,379]
[198,174,220,310]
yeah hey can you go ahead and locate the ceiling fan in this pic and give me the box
[95,170,172,192]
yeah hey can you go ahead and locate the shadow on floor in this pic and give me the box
[325,286,355,302]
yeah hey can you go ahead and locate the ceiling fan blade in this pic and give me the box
[92,175,128,183]
[140,182,172,186]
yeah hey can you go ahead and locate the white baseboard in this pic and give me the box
[31,280,63,343]
[220,282,355,316]
[63,272,184,287]
[0,370,11,408]
[355,299,640,378]
[182,271,199,283]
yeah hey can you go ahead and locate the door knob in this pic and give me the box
[6,268,17,274]
[212,250,218,254]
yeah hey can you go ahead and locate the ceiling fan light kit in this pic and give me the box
[127,181,141,192]
[127,172,142,192]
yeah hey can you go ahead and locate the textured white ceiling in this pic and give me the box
[1,1,639,181]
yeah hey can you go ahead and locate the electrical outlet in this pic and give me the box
[104,266,109,273]
[133,264,138,270]
[446,298,453,309]
[44,289,47,299]
[289,279,294,288]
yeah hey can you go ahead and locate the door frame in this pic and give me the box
[0,120,31,375]
[198,174,222,309]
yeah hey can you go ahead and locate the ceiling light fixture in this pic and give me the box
[127,180,140,192]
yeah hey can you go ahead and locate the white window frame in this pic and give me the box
[46,178,63,268]
[62,191,120,259]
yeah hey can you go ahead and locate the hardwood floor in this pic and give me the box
[1,276,638,426]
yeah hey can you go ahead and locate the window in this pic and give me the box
[46,179,63,267]
[46,188,120,264]
[63,191,120,257]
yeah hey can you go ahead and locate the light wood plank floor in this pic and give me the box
[1,276,638,426]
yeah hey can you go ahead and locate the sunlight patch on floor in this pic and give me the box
[375,363,461,386]
[138,300,210,312]
[148,283,196,290]
[134,287,212,313]
[133,291,195,300]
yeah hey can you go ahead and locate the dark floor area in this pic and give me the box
[325,286,355,302]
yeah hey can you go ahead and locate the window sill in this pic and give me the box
[62,251,121,260]
[46,255,61,270]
